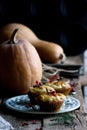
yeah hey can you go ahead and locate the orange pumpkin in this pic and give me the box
[0,29,42,94]
[0,23,66,63]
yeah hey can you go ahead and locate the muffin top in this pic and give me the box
[46,80,71,90]
[29,85,55,95]
[36,92,66,102]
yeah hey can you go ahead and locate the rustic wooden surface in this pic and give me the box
[0,55,87,130]
[0,78,87,130]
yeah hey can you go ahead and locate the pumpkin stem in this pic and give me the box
[10,28,18,44]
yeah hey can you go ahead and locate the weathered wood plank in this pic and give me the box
[0,78,87,130]
[43,111,87,130]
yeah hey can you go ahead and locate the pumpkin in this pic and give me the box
[0,29,42,94]
[0,23,66,63]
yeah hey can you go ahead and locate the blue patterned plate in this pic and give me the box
[5,95,80,114]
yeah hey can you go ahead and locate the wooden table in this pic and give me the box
[0,55,87,130]
[0,78,87,130]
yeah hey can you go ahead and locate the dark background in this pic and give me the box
[0,0,87,56]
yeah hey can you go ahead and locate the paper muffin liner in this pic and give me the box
[37,99,64,112]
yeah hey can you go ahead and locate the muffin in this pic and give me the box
[45,80,72,96]
[28,84,55,104]
[36,92,66,112]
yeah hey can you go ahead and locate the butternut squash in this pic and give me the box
[0,23,66,63]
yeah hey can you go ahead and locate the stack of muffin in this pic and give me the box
[28,78,72,112]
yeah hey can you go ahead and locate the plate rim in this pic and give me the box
[5,95,80,115]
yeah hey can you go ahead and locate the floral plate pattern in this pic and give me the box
[5,95,80,114]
